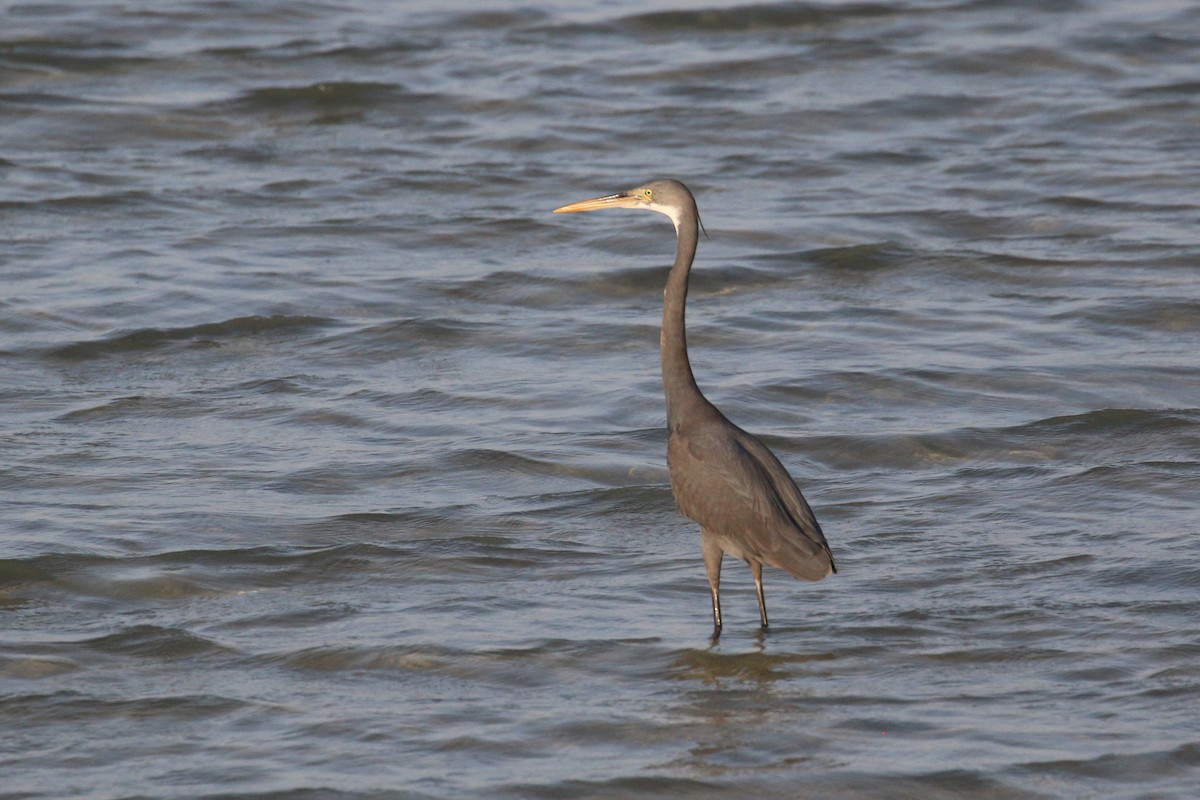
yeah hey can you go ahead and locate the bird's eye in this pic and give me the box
[644,190,653,198]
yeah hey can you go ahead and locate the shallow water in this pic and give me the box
[2,1,1199,798]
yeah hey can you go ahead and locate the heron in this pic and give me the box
[554,179,836,637]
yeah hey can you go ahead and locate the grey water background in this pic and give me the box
[2,0,1199,797]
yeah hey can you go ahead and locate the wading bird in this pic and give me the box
[554,179,836,637]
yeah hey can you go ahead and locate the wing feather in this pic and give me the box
[671,419,835,581]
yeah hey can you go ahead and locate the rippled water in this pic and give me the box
[3,1,1199,798]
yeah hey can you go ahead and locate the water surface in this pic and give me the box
[2,1,1199,798]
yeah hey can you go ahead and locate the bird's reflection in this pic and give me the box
[670,628,832,688]
[658,631,834,776]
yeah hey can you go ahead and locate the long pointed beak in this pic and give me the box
[553,192,640,213]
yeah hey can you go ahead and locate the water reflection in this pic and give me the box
[661,638,836,775]
[671,629,837,684]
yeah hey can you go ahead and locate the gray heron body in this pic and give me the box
[554,179,837,636]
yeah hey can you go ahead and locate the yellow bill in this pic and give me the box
[553,192,640,213]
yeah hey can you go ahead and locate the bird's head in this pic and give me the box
[554,178,698,233]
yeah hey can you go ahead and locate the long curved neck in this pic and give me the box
[661,211,707,428]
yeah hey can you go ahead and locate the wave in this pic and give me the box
[44,314,333,361]
[207,81,440,125]
[619,2,901,34]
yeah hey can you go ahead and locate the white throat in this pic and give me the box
[648,202,686,234]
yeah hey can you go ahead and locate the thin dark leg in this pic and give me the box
[709,584,722,639]
[701,533,723,637]
[750,561,768,630]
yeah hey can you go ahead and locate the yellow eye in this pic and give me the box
[644,189,653,198]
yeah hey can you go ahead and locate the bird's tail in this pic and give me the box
[771,536,836,581]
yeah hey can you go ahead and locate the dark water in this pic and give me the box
[3,1,1199,797]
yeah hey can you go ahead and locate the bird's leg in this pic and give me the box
[701,533,723,637]
[750,560,768,630]
[709,583,722,638]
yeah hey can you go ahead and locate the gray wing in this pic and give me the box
[730,427,836,575]
[670,419,837,581]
